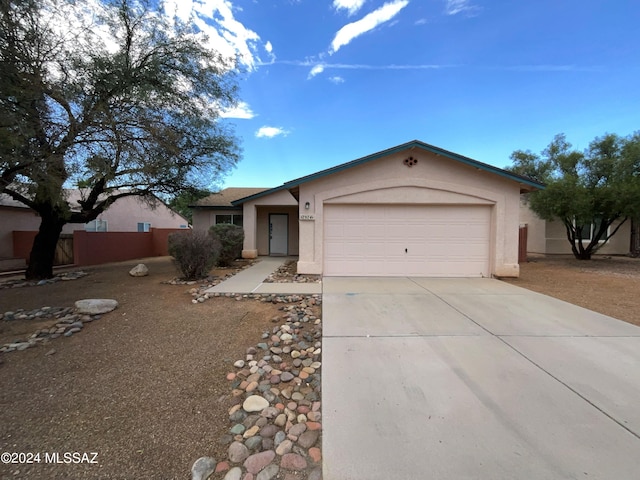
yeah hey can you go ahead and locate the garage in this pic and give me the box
[324,204,491,277]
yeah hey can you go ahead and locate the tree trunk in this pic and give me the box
[573,250,592,260]
[25,214,65,280]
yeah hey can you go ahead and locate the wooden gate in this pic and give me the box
[518,224,528,263]
[631,219,640,256]
[54,234,74,265]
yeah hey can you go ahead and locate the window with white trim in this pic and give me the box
[576,218,607,242]
[137,222,151,232]
[215,214,243,226]
[85,219,108,232]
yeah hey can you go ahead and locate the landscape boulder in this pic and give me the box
[74,299,118,315]
[129,263,149,277]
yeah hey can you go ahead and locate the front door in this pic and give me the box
[269,214,288,256]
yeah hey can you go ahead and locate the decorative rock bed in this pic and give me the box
[192,297,323,480]
[1,307,104,353]
[264,261,321,284]
[0,270,89,290]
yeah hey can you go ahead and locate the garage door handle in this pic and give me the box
[405,248,408,253]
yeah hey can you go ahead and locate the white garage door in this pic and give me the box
[324,204,491,277]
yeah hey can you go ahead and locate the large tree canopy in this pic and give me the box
[0,0,241,279]
[509,132,640,259]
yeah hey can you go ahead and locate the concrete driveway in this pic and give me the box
[322,278,640,480]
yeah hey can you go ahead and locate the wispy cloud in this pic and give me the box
[219,101,256,119]
[333,0,367,16]
[256,126,289,138]
[329,76,346,84]
[163,0,274,70]
[330,0,409,55]
[296,60,450,77]
[444,0,480,16]
[308,64,326,78]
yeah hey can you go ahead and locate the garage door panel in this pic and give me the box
[324,205,491,277]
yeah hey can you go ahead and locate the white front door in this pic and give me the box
[269,214,288,256]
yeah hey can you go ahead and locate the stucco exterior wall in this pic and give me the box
[520,201,631,255]
[295,149,523,277]
[2,197,186,260]
[90,196,188,231]
[0,207,40,257]
[519,197,547,254]
[192,208,241,232]
[545,219,631,255]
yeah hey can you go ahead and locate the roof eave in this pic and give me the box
[231,140,545,204]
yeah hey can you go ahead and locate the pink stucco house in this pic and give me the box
[194,140,542,278]
[1,192,189,269]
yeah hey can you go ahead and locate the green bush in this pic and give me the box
[209,223,244,267]
[168,230,220,280]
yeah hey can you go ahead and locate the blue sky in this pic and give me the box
[168,0,640,189]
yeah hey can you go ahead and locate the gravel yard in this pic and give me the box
[1,253,638,479]
[0,258,292,479]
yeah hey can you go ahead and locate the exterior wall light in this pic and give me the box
[304,202,310,210]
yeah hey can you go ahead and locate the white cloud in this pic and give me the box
[330,0,409,55]
[308,65,326,78]
[333,0,367,16]
[444,0,480,16]
[219,101,256,119]
[256,126,289,138]
[163,0,274,70]
[329,76,345,84]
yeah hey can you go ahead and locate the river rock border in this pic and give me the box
[0,271,89,290]
[0,307,103,353]
[192,296,323,480]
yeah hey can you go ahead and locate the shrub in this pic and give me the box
[168,230,220,280]
[209,223,244,267]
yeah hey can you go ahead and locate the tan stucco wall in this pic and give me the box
[295,149,523,277]
[519,201,631,255]
[192,208,241,232]
[519,196,547,254]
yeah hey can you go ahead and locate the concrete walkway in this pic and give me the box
[204,257,322,295]
[322,277,640,480]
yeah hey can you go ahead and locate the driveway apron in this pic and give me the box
[322,277,640,480]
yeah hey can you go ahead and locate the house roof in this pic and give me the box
[194,187,270,208]
[0,194,28,209]
[232,140,545,206]
[1,190,189,223]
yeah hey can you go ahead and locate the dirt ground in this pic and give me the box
[503,254,640,326]
[0,257,287,479]
[1,254,638,479]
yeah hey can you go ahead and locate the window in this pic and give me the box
[137,222,151,232]
[215,214,243,226]
[576,218,606,242]
[85,219,107,232]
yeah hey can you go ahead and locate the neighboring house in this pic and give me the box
[0,191,189,266]
[520,197,636,255]
[193,140,542,277]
